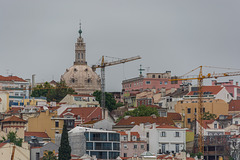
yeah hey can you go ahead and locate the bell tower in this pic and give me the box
[74,23,87,65]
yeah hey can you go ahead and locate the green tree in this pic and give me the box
[202,111,217,120]
[0,131,23,147]
[31,81,76,102]
[93,90,119,111]
[58,124,71,160]
[124,105,159,117]
[42,151,57,160]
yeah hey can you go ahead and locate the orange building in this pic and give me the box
[175,98,228,128]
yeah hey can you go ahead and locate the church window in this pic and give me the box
[81,53,84,59]
[78,53,80,59]
[71,78,75,83]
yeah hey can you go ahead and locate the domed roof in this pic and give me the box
[61,64,101,94]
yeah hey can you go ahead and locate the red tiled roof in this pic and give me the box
[229,100,240,111]
[0,75,27,82]
[187,86,223,95]
[198,120,215,129]
[25,131,49,138]
[72,94,95,97]
[225,132,231,135]
[131,132,140,138]
[231,135,240,139]
[147,105,162,109]
[6,107,22,114]
[83,119,101,124]
[0,143,7,148]
[2,115,26,123]
[156,124,181,129]
[117,131,128,136]
[168,112,182,121]
[116,116,175,126]
[216,115,232,120]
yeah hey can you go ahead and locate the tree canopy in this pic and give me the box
[93,90,123,112]
[124,105,159,117]
[43,151,57,160]
[1,131,23,147]
[31,81,76,102]
[58,124,71,160]
[202,111,217,120]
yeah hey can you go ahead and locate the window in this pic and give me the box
[187,108,191,114]
[161,132,166,137]
[123,136,127,141]
[36,152,40,160]
[235,121,238,125]
[152,75,155,78]
[124,153,127,157]
[146,132,149,138]
[160,81,162,84]
[164,81,168,85]
[81,53,84,59]
[86,142,93,150]
[162,144,166,153]
[214,123,217,129]
[195,108,197,113]
[78,53,80,59]
[175,132,180,137]
[95,142,112,150]
[113,143,120,150]
[187,118,191,124]
[55,121,59,128]
[176,144,179,153]
[124,144,128,149]
[203,108,205,113]
[141,144,144,149]
[134,144,137,149]
[146,81,151,85]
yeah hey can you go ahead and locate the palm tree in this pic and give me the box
[42,151,57,160]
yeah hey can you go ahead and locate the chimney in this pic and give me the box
[151,114,157,119]
[140,123,144,130]
[161,88,166,97]
[212,80,217,86]
[32,74,36,88]
[152,123,156,129]
[236,82,239,86]
[171,88,175,93]
[230,79,234,85]
[127,131,131,141]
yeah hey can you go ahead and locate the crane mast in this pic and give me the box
[170,65,240,154]
[92,55,141,113]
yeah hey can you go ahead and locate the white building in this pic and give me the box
[149,124,187,155]
[67,126,120,160]
[0,75,30,106]
[60,94,100,107]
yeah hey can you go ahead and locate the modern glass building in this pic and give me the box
[69,127,120,159]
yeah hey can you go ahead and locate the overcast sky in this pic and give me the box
[1,0,240,91]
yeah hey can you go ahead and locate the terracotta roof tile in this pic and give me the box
[25,131,49,138]
[198,120,215,129]
[168,112,182,121]
[229,100,240,111]
[187,86,223,96]
[72,94,95,97]
[0,75,27,82]
[156,125,181,129]
[116,116,175,126]
[2,115,26,123]
[117,131,128,136]
[0,143,6,148]
[131,132,140,138]
[6,107,22,114]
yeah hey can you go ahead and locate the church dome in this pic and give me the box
[61,27,101,94]
[61,64,101,94]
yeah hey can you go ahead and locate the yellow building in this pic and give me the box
[27,109,72,142]
[20,97,47,106]
[175,98,228,128]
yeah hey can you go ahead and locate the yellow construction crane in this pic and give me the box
[170,65,240,154]
[92,55,141,111]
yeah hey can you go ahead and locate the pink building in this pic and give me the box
[212,80,240,100]
[122,71,182,93]
[117,131,147,158]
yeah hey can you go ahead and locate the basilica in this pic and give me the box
[61,27,101,94]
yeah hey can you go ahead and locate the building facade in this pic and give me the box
[68,126,120,159]
[60,94,100,107]
[149,125,186,155]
